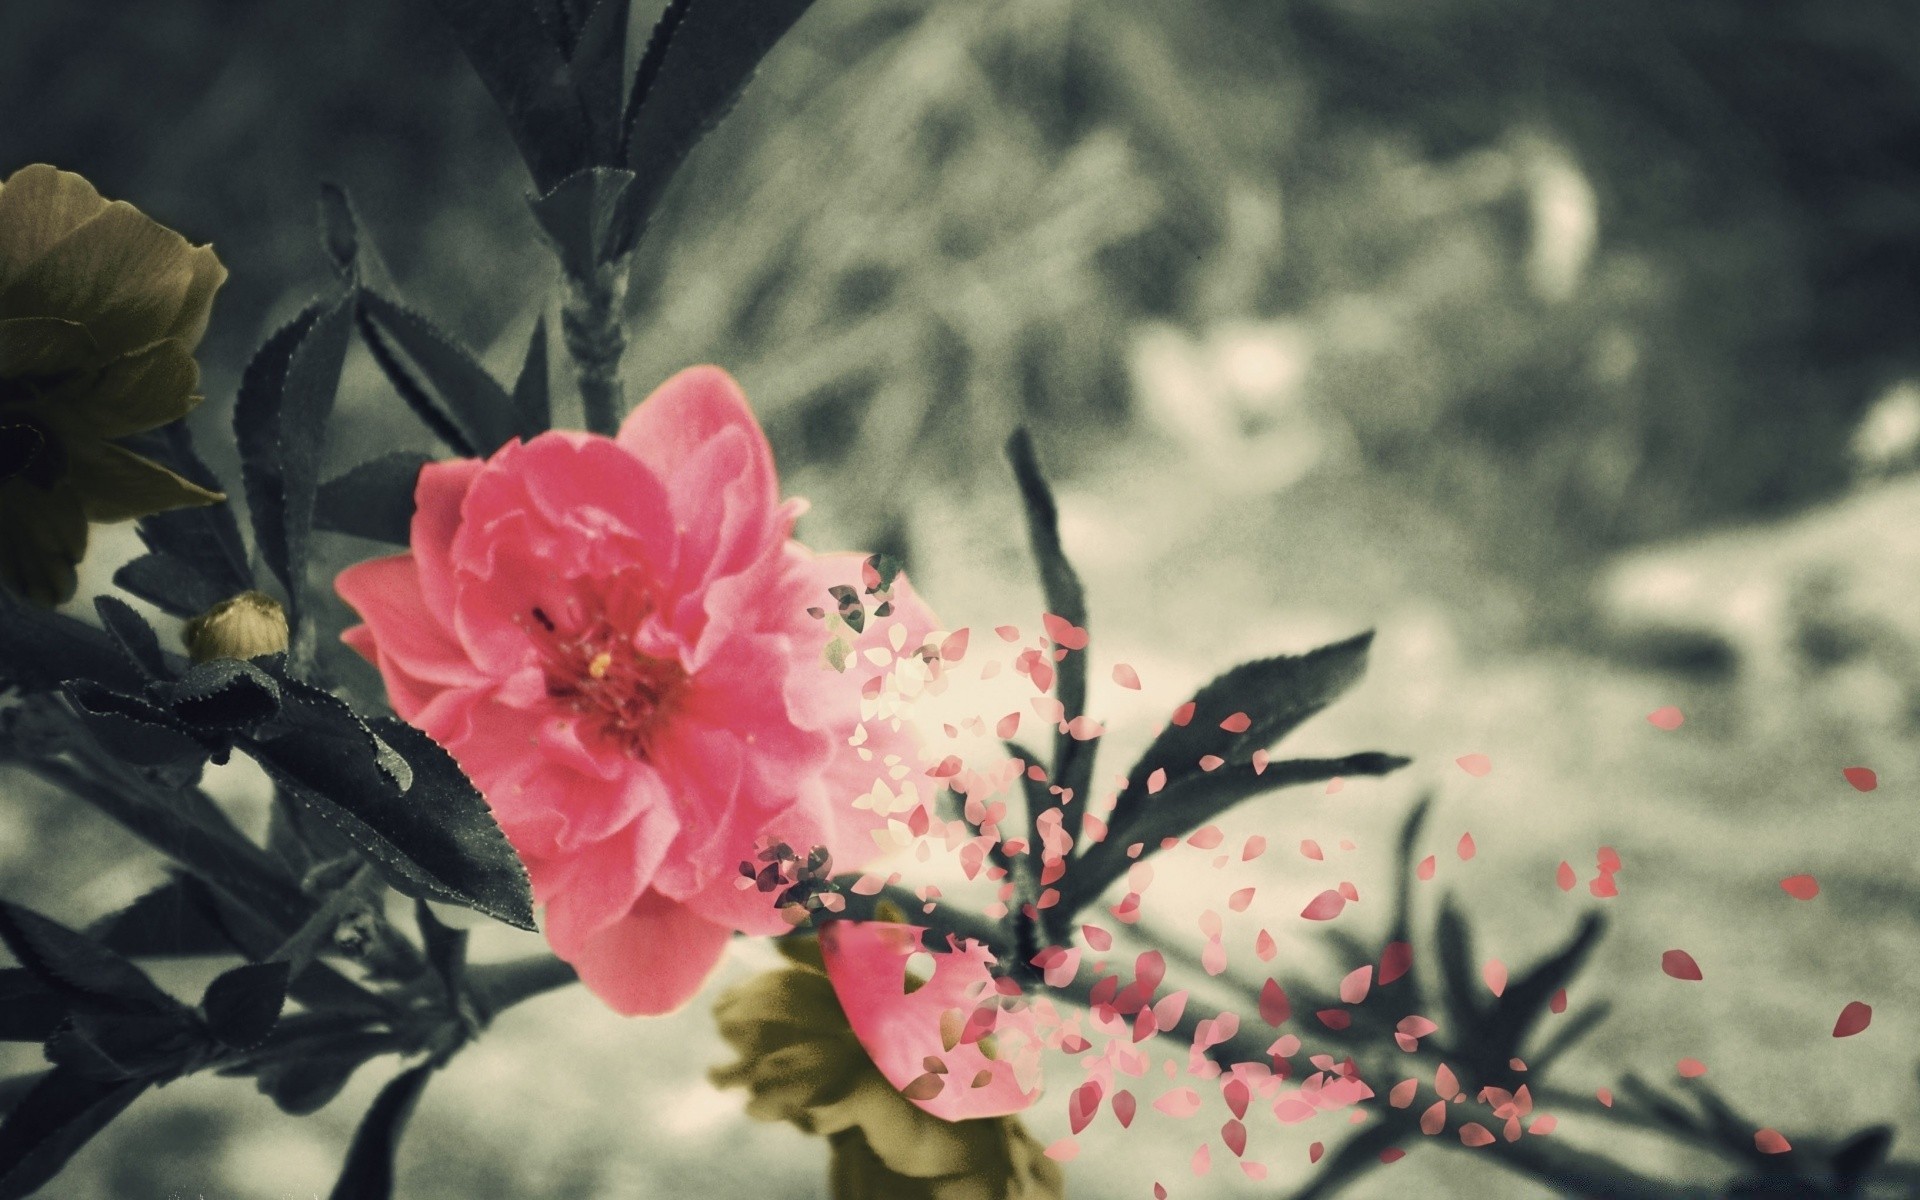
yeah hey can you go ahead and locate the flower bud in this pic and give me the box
[183,590,288,663]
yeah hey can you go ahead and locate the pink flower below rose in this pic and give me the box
[337,366,937,1015]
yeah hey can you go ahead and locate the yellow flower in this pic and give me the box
[183,590,289,663]
[0,164,226,605]
[711,941,1064,1200]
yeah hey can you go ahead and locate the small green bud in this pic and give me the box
[183,590,288,663]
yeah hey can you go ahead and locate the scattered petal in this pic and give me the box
[1843,766,1878,792]
[1219,712,1251,733]
[1779,874,1820,900]
[1482,960,1507,998]
[1459,1123,1495,1147]
[1647,706,1684,730]
[1677,1058,1708,1078]
[1112,664,1142,690]
[1457,832,1476,861]
[1661,950,1703,981]
[1456,754,1492,777]
[1833,1001,1872,1038]
[1754,1129,1791,1155]
[1300,890,1346,921]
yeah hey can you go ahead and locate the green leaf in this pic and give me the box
[43,1011,204,1082]
[114,551,230,619]
[427,0,590,190]
[0,972,65,1043]
[246,683,534,931]
[252,1030,393,1116]
[1005,430,1091,847]
[1832,1127,1893,1193]
[0,596,148,693]
[570,0,633,162]
[88,876,237,960]
[1062,752,1408,916]
[527,166,636,281]
[413,901,468,1003]
[1109,632,1376,845]
[0,902,176,1014]
[1433,897,1482,1041]
[233,297,353,623]
[357,291,519,455]
[511,315,551,440]
[615,0,817,250]
[314,452,431,546]
[1485,911,1605,1061]
[167,658,283,734]
[92,596,170,682]
[329,1063,434,1200]
[315,183,395,290]
[0,1068,147,1200]
[201,962,291,1050]
[62,681,209,768]
[130,423,252,599]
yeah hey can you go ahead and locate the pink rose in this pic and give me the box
[336,367,936,1014]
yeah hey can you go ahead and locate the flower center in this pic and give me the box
[529,606,688,756]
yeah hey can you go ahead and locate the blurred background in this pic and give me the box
[5,0,1920,1195]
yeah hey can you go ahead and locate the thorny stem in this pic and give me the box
[562,254,631,437]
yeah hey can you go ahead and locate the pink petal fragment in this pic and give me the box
[1677,1058,1708,1078]
[1420,1100,1447,1136]
[1661,950,1703,981]
[1456,753,1492,777]
[1044,1137,1079,1162]
[1647,705,1684,730]
[1155,1088,1202,1118]
[1389,1079,1418,1108]
[1834,1001,1872,1038]
[1339,966,1373,1005]
[1482,960,1507,998]
[1755,1128,1791,1155]
[1219,711,1251,733]
[1843,766,1878,792]
[1300,839,1324,861]
[1460,1123,1495,1147]
[1379,941,1413,986]
[1301,890,1346,921]
[1112,663,1142,690]
[1228,888,1256,912]
[1457,832,1477,861]
[1171,702,1196,727]
[1147,768,1168,795]
[1779,874,1820,900]
[1259,979,1291,1026]
[1556,861,1576,892]
[1416,855,1436,881]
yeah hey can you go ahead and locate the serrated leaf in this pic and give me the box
[0,903,175,1015]
[92,596,170,682]
[511,315,551,440]
[43,1011,204,1082]
[616,0,817,249]
[329,1064,434,1200]
[315,184,394,291]
[130,423,251,597]
[1110,632,1375,843]
[571,0,633,162]
[0,972,65,1042]
[201,962,291,1050]
[167,658,283,733]
[233,297,353,620]
[88,876,236,960]
[113,551,230,619]
[0,1068,147,1200]
[62,681,208,768]
[314,453,432,546]
[427,0,590,190]
[357,291,519,455]
[527,166,636,281]
[0,596,147,693]
[246,684,534,930]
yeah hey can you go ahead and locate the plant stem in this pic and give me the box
[561,255,631,436]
